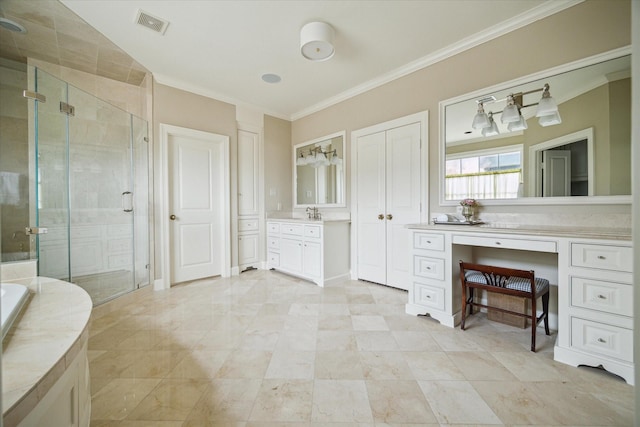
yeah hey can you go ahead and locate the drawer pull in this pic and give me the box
[597,255,606,260]
[426,240,431,244]
[597,338,607,343]
[495,241,502,245]
[597,294,607,299]
[426,295,432,299]
[426,267,431,270]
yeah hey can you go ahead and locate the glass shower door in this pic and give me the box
[65,84,136,303]
[34,68,149,305]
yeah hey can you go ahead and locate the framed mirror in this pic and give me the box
[294,131,346,208]
[440,47,631,205]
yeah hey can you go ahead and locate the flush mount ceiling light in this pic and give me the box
[0,18,27,33]
[300,22,335,61]
[472,83,561,134]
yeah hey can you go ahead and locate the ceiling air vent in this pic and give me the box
[135,10,169,35]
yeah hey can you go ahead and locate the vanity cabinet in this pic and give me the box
[555,239,634,383]
[406,224,634,384]
[266,220,350,286]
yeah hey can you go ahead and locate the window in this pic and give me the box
[445,145,523,200]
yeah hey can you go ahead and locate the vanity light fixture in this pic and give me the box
[300,22,335,61]
[471,103,491,130]
[296,152,308,166]
[472,83,561,133]
[536,83,562,126]
[296,146,341,167]
[481,112,500,137]
[500,95,521,123]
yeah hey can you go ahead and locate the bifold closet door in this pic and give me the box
[356,122,421,290]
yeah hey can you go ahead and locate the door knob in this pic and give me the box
[386,214,393,220]
[378,214,384,220]
[170,214,176,220]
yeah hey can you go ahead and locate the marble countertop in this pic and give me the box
[406,222,632,240]
[266,217,350,223]
[2,277,92,421]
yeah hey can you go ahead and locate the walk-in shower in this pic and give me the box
[0,60,150,304]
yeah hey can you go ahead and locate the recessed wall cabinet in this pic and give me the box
[266,219,350,286]
[406,225,634,384]
[237,129,262,270]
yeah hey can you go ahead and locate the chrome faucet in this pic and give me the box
[306,206,320,220]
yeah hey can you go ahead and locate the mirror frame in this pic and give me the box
[439,46,632,206]
[293,130,347,208]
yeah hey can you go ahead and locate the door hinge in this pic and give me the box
[143,137,149,142]
[60,102,75,116]
[23,90,46,102]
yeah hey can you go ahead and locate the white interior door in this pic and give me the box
[543,150,571,197]
[356,131,387,284]
[169,134,223,283]
[356,122,421,290]
[385,123,421,288]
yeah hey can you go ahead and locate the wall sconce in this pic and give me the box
[472,83,561,133]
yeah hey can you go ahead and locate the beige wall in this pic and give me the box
[264,115,292,213]
[152,83,237,275]
[291,0,631,218]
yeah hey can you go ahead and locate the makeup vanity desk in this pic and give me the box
[405,222,634,384]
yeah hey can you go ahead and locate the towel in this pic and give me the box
[0,171,20,206]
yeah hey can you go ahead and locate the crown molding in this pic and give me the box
[290,0,583,121]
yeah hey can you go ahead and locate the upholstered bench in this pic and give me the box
[459,261,550,352]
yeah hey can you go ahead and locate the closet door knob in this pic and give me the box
[378,214,384,220]
[170,214,176,220]
[386,214,393,220]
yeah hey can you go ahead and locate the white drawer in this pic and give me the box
[571,243,632,273]
[267,222,280,234]
[571,317,633,362]
[281,223,304,236]
[413,255,445,281]
[413,282,445,310]
[267,237,280,251]
[452,234,557,253]
[239,219,259,232]
[571,277,632,317]
[304,224,321,239]
[267,251,280,267]
[413,232,445,251]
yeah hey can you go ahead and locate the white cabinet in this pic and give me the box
[555,239,634,384]
[267,220,349,286]
[355,121,422,290]
[17,341,90,427]
[406,230,469,327]
[237,129,263,271]
[405,225,635,384]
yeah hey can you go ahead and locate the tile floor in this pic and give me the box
[87,269,634,426]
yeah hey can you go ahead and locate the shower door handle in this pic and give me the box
[122,191,133,212]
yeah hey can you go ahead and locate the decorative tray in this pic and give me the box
[433,220,484,226]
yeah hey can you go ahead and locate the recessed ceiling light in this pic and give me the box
[261,73,281,84]
[0,18,27,34]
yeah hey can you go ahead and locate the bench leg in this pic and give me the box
[461,285,467,330]
[542,292,550,335]
[530,295,537,352]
